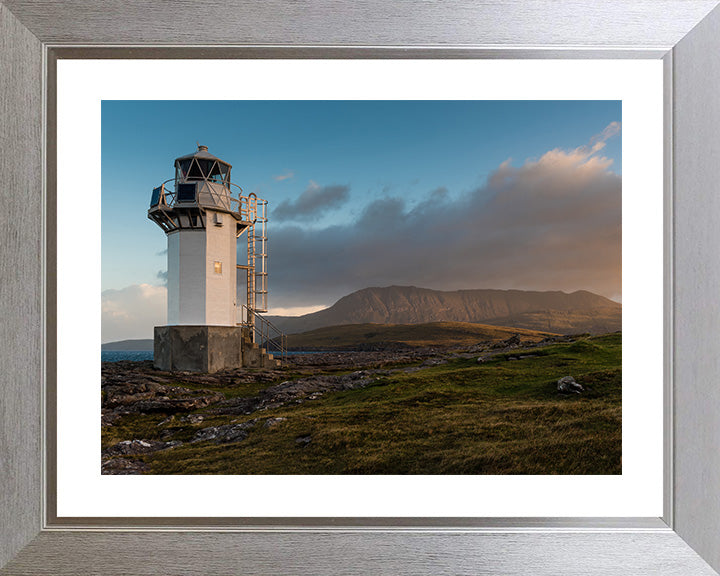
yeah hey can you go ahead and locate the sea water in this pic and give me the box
[101,350,154,362]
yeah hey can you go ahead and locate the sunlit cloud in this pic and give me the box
[273,171,295,181]
[102,284,166,342]
[267,305,329,317]
[269,123,622,308]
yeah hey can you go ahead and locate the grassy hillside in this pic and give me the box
[284,321,557,350]
[104,332,622,475]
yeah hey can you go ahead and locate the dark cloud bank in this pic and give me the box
[273,183,350,222]
[267,138,622,309]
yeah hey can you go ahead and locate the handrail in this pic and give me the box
[153,179,251,218]
[240,305,287,365]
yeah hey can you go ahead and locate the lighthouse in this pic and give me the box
[148,145,283,372]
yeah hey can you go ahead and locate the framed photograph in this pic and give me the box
[65,61,653,519]
[2,1,720,574]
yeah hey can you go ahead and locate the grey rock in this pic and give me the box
[503,334,522,347]
[213,370,380,416]
[103,439,182,457]
[421,357,448,367]
[180,414,205,424]
[192,420,257,444]
[264,417,287,428]
[101,457,149,475]
[557,375,584,394]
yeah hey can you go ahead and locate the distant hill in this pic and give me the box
[102,339,153,351]
[285,321,557,350]
[269,286,621,336]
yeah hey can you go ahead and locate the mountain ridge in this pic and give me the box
[268,285,621,336]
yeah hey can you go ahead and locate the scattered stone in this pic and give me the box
[102,345,597,476]
[102,376,224,422]
[421,357,448,367]
[264,417,287,428]
[467,341,491,353]
[191,420,257,444]
[540,335,576,345]
[101,457,148,475]
[557,375,584,394]
[103,439,182,457]
[101,410,124,426]
[503,334,522,347]
[180,414,205,424]
[212,370,382,416]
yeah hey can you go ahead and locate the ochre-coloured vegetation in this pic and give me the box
[284,321,556,350]
[102,332,621,475]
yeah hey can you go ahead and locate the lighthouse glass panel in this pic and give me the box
[218,163,230,184]
[186,159,204,180]
[150,186,163,207]
[177,159,191,180]
[176,182,196,203]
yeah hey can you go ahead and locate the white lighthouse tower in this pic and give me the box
[148,145,283,372]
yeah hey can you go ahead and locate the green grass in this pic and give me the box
[109,332,622,475]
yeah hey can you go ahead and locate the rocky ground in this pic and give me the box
[101,333,578,474]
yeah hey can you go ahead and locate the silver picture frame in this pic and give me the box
[2,1,720,573]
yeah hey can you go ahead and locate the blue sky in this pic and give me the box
[101,100,621,341]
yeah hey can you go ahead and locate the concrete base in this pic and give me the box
[154,325,243,373]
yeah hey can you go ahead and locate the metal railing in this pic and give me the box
[152,179,254,221]
[241,305,287,365]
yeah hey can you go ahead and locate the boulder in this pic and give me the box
[557,375,584,394]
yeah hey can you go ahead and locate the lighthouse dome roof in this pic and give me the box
[174,145,232,168]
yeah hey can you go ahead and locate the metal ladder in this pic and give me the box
[239,194,269,343]
[247,197,268,314]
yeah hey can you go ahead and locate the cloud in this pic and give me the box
[157,270,168,284]
[272,182,350,222]
[267,123,622,308]
[267,304,328,317]
[578,120,621,158]
[102,284,166,343]
[273,171,295,181]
